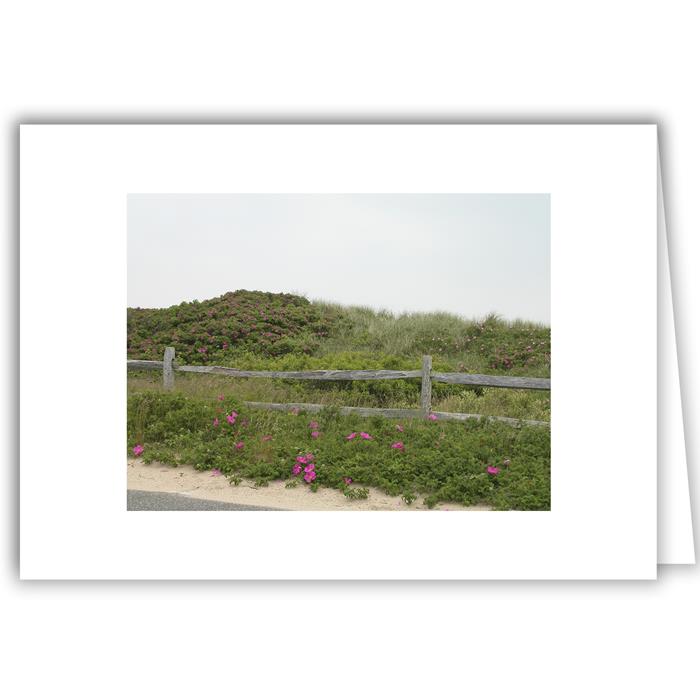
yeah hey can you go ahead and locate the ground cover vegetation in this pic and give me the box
[127,290,550,509]
[128,392,550,510]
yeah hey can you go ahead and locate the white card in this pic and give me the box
[20,124,663,579]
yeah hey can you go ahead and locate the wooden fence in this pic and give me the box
[127,348,550,427]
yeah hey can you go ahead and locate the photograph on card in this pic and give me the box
[126,193,550,511]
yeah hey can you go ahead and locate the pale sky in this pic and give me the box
[127,193,550,323]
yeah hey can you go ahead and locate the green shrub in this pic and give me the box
[127,391,550,510]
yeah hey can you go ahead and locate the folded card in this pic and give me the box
[20,124,678,579]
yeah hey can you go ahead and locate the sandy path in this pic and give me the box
[127,459,490,511]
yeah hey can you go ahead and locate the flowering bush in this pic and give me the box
[128,391,550,510]
[127,289,342,363]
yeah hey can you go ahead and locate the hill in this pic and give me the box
[127,289,343,364]
[127,289,550,377]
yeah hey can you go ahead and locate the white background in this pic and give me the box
[2,1,698,699]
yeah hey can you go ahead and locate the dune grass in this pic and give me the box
[312,300,549,375]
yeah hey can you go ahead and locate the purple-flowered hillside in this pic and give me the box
[127,290,345,365]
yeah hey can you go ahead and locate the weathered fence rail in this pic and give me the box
[244,402,546,427]
[174,366,423,381]
[430,372,550,391]
[127,359,165,371]
[127,348,550,427]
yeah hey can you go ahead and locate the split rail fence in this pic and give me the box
[127,348,550,427]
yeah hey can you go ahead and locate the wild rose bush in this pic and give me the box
[127,290,343,364]
[127,391,550,510]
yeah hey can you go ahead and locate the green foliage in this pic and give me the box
[127,391,550,510]
[127,289,343,363]
[312,303,550,376]
[126,291,551,509]
[128,290,550,377]
[127,290,551,422]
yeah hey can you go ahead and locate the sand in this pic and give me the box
[127,458,490,511]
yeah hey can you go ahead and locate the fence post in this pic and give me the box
[163,347,175,390]
[420,355,432,417]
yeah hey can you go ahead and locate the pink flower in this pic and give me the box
[343,477,353,485]
[217,394,225,401]
[428,413,438,421]
[132,444,144,457]
[296,455,308,465]
[303,471,316,483]
[290,407,300,415]
[234,441,244,449]
[213,418,219,427]
[304,463,316,473]
[292,464,302,476]
[305,453,314,461]
[346,432,357,440]
[391,441,404,450]
[360,432,372,440]
[395,424,404,432]
[211,468,222,477]
[503,459,511,467]
[226,413,236,425]
[311,431,320,439]
[487,465,500,475]
[308,420,319,429]
[261,435,272,442]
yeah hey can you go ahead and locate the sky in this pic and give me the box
[127,193,550,323]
